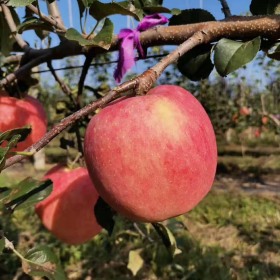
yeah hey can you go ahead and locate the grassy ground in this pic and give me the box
[0,148,279,280]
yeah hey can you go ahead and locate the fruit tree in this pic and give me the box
[0,0,280,278]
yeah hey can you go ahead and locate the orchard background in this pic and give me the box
[0,0,280,279]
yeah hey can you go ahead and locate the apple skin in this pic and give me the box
[262,116,269,125]
[239,106,251,116]
[35,165,102,245]
[84,85,217,222]
[0,95,47,151]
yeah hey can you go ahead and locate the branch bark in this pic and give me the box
[218,0,232,18]
[0,4,28,49]
[27,4,66,33]
[2,15,280,91]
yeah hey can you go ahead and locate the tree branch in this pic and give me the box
[47,61,75,103]
[2,16,280,90]
[77,54,94,107]
[47,0,64,28]
[4,81,136,169]
[27,4,66,33]
[218,0,232,18]
[3,15,280,168]
[0,4,28,49]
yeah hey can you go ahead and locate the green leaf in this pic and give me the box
[214,37,261,77]
[152,223,182,257]
[134,0,170,13]
[266,43,280,60]
[65,18,114,49]
[17,17,54,34]
[0,233,4,254]
[250,0,280,15]
[0,126,32,145]
[0,13,14,56]
[127,249,144,276]
[89,1,143,21]
[169,9,215,26]
[90,18,114,49]
[94,197,115,235]
[0,178,52,212]
[22,245,66,280]
[0,135,22,171]
[177,44,214,81]
[77,0,96,17]
[6,0,35,7]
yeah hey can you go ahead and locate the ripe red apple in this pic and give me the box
[262,116,269,125]
[0,95,47,151]
[84,85,217,222]
[35,165,102,245]
[239,106,251,116]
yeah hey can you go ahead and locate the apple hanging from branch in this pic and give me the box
[0,95,47,151]
[35,165,102,245]
[84,85,217,222]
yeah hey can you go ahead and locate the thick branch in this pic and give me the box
[0,4,27,49]
[1,15,280,91]
[218,0,232,18]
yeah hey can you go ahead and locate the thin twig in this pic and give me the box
[77,54,94,107]
[47,61,75,104]
[27,4,66,33]
[32,54,166,74]
[4,79,137,169]
[218,0,232,18]
[0,4,28,49]
[46,0,64,27]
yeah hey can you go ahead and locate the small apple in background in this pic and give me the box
[262,116,269,125]
[239,106,251,116]
[0,95,47,151]
[254,128,262,138]
[84,85,217,222]
[35,165,102,245]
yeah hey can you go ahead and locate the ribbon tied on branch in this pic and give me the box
[114,14,169,83]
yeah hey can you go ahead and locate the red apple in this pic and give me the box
[262,116,269,125]
[84,85,217,222]
[239,106,251,116]
[0,95,47,151]
[35,165,102,245]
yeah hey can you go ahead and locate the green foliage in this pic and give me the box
[250,0,280,15]
[169,8,216,25]
[177,44,214,81]
[214,37,261,76]
[0,178,52,213]
[94,197,116,235]
[152,223,182,257]
[7,0,35,7]
[89,1,143,21]
[17,17,54,34]
[22,245,66,279]
[65,18,114,49]
[0,126,32,171]
[0,7,20,56]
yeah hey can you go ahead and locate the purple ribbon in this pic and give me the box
[114,14,168,83]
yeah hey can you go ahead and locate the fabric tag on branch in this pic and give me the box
[114,14,168,83]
